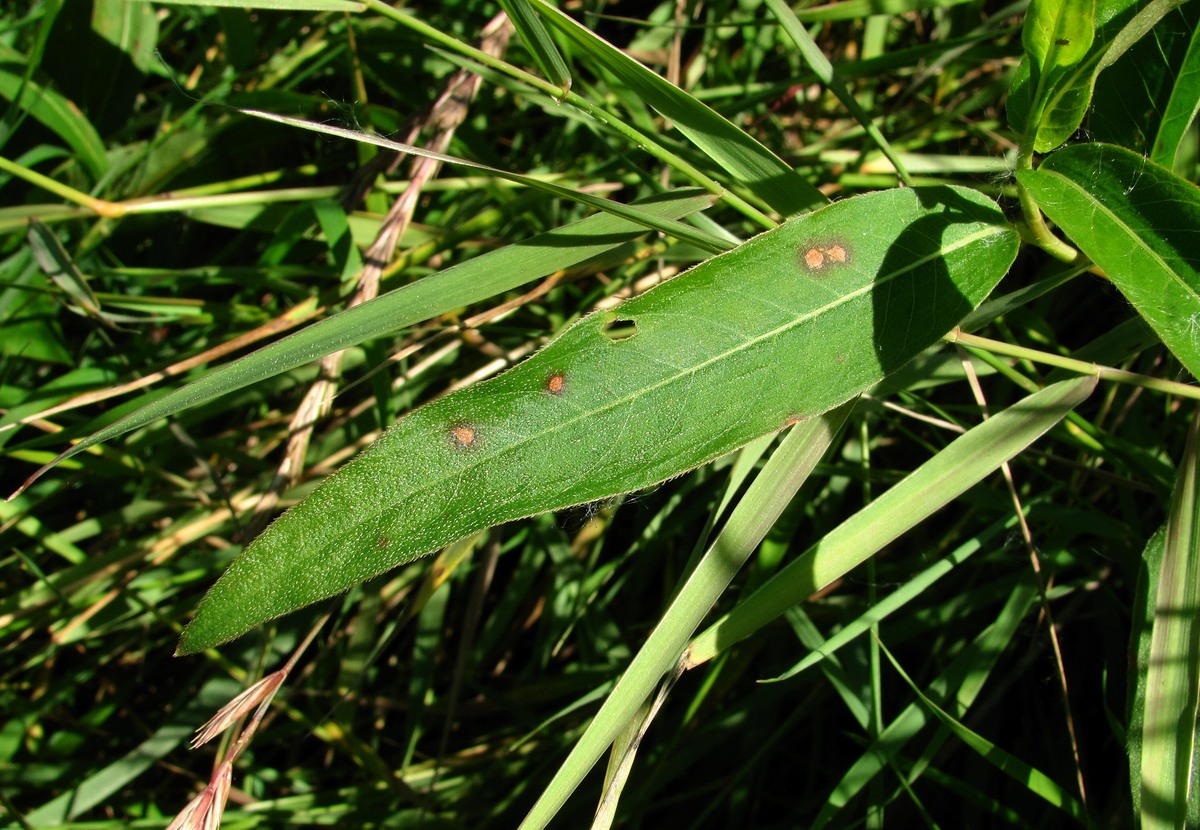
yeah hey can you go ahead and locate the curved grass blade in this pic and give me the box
[1150,15,1200,166]
[9,189,716,499]
[685,374,1098,668]
[1136,408,1200,830]
[808,581,1039,829]
[878,636,1092,824]
[498,0,571,96]
[522,403,855,830]
[1016,143,1200,378]
[531,0,826,217]
[177,185,1018,655]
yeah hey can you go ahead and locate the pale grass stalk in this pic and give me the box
[166,614,330,830]
[166,761,231,830]
[244,12,513,539]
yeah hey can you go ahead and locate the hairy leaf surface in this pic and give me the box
[178,186,1018,654]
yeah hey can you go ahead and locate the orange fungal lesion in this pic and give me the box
[801,241,851,271]
[545,371,568,396]
[448,422,479,451]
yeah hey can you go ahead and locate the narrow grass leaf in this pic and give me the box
[0,58,108,179]
[1150,21,1200,166]
[237,109,729,253]
[879,637,1093,823]
[144,0,365,9]
[790,0,980,20]
[521,403,854,830]
[686,374,1097,667]
[765,512,1021,682]
[810,581,1039,828]
[26,219,102,319]
[10,189,715,499]
[766,0,913,185]
[1016,143,1200,378]
[177,185,1018,654]
[1138,408,1200,830]
[498,0,571,95]
[531,0,826,217]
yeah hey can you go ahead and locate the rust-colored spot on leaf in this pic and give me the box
[448,423,479,451]
[376,536,392,549]
[801,242,850,271]
[546,372,568,396]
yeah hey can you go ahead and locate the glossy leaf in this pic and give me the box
[1016,143,1200,378]
[1008,0,1186,152]
[177,185,1019,654]
[1023,0,1096,74]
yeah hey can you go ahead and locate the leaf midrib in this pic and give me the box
[329,223,1006,544]
[1041,167,1200,300]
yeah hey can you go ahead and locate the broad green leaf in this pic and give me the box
[531,0,826,218]
[10,189,715,498]
[1138,408,1200,830]
[1035,0,1186,152]
[1016,143,1200,379]
[177,185,1018,654]
[1023,0,1096,72]
[1008,0,1185,152]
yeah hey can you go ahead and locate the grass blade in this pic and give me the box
[520,402,854,830]
[686,374,1098,666]
[1137,407,1200,830]
[532,0,827,217]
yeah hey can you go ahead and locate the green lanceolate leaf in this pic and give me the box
[176,185,1019,654]
[1009,0,1186,153]
[1016,143,1200,378]
[1023,0,1096,72]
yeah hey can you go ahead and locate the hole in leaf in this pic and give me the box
[601,317,638,342]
